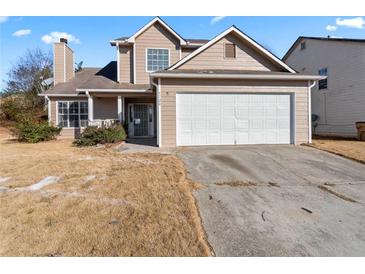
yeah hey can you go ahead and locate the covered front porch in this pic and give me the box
[86,91,157,143]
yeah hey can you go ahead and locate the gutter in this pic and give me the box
[150,72,325,81]
[76,88,151,93]
[308,80,316,143]
[39,94,87,97]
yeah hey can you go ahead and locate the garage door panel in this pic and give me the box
[249,131,264,144]
[207,119,220,130]
[236,132,249,144]
[176,93,292,146]
[207,132,221,144]
[221,132,235,144]
[236,120,249,130]
[222,119,235,130]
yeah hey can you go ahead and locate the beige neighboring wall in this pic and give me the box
[53,42,74,85]
[119,45,133,83]
[178,33,282,71]
[284,39,365,137]
[134,22,181,84]
[159,78,309,147]
[50,97,87,139]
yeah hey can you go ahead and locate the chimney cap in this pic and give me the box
[60,38,68,44]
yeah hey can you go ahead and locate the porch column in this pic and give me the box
[117,96,124,123]
[87,91,93,122]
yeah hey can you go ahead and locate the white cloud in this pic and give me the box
[0,16,9,24]
[336,17,365,29]
[12,29,31,37]
[210,16,226,25]
[326,25,337,31]
[41,31,81,44]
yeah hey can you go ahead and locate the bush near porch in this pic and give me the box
[73,124,127,146]
[10,120,61,143]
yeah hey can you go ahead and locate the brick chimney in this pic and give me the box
[53,38,74,85]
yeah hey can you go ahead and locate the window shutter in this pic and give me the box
[225,43,236,58]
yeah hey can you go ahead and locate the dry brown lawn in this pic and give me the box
[308,137,365,164]
[0,127,211,256]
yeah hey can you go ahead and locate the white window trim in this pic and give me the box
[145,48,170,73]
[56,100,88,129]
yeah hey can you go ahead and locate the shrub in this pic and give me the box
[11,120,62,143]
[0,95,46,125]
[73,124,127,146]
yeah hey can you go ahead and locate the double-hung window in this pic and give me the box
[57,101,88,128]
[318,67,328,90]
[146,48,169,72]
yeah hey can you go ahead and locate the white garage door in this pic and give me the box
[176,93,292,146]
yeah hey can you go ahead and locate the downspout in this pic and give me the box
[45,95,51,124]
[151,78,161,147]
[308,80,316,143]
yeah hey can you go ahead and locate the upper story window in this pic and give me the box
[146,48,169,72]
[300,41,306,50]
[318,67,328,90]
[224,43,236,58]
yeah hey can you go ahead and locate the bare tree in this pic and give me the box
[2,48,53,107]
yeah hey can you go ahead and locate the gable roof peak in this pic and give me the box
[127,16,187,45]
[168,25,296,73]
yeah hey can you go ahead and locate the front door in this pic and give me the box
[128,103,154,137]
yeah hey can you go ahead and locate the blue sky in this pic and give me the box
[1,16,365,90]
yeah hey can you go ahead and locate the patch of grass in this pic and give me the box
[306,139,365,164]
[215,180,257,187]
[0,127,211,256]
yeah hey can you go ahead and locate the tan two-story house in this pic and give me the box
[40,17,322,147]
[283,36,365,138]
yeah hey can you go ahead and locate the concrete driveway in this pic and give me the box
[177,145,365,256]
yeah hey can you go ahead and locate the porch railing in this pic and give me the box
[88,119,120,128]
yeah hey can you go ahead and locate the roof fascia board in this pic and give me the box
[76,88,151,92]
[169,26,296,73]
[151,72,324,80]
[127,17,186,45]
[38,94,87,97]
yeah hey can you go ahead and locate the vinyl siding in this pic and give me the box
[178,33,282,71]
[65,45,74,82]
[134,22,181,84]
[119,45,133,83]
[159,79,309,147]
[93,97,118,120]
[181,48,196,58]
[53,43,65,85]
[285,39,365,137]
[53,43,74,85]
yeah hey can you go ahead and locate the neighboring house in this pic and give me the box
[40,17,322,147]
[283,36,365,137]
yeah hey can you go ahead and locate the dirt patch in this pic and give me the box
[215,180,257,187]
[318,185,358,203]
[0,127,211,256]
[307,139,365,164]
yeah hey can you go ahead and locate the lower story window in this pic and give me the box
[57,101,88,128]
